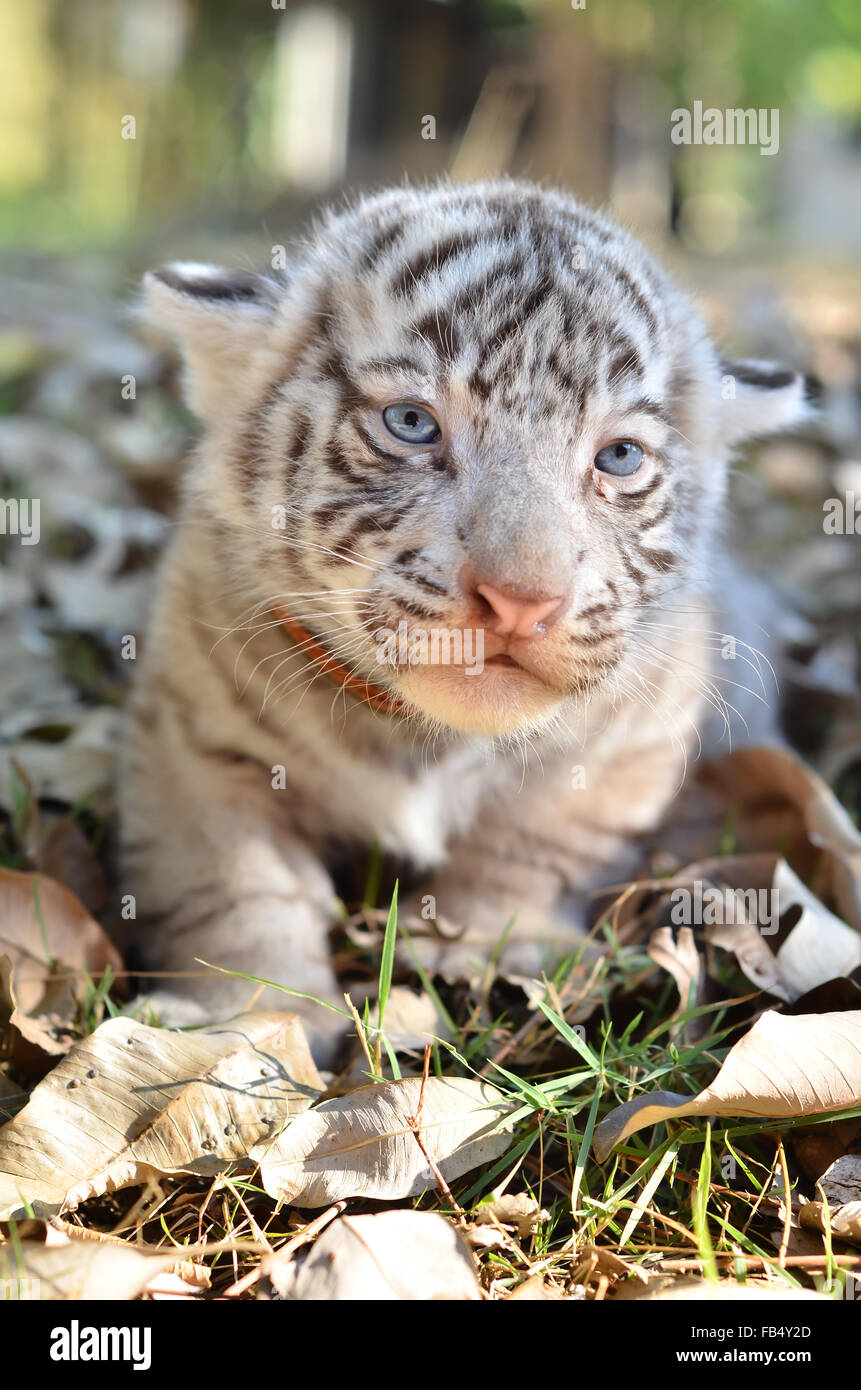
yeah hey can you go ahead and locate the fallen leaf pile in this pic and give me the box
[0,1011,323,1220]
[1,741,860,1298]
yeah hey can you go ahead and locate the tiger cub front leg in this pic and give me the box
[119,714,345,1063]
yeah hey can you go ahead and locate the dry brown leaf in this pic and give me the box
[624,846,861,1004]
[0,1235,200,1300]
[35,817,108,916]
[676,853,795,1001]
[0,1010,322,1220]
[819,1200,861,1243]
[648,925,704,1031]
[372,985,453,1050]
[685,856,861,1002]
[263,1210,480,1300]
[767,1224,826,1259]
[474,1191,548,1237]
[45,1219,210,1290]
[799,1202,861,1246]
[796,1153,861,1248]
[254,1075,515,1207]
[0,867,121,1054]
[465,1224,517,1252]
[709,918,792,1001]
[602,853,792,998]
[594,1009,861,1161]
[817,1152,861,1204]
[773,859,861,996]
[570,1244,651,1298]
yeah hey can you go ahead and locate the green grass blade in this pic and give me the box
[692,1123,719,1281]
[537,1000,600,1069]
[376,880,399,1032]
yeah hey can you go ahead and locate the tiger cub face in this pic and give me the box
[145,180,809,738]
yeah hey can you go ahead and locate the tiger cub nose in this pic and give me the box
[475,583,566,638]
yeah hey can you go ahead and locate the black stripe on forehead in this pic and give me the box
[466,366,494,401]
[606,340,644,387]
[357,215,406,272]
[544,347,583,400]
[410,308,461,364]
[447,252,531,318]
[473,272,556,359]
[404,255,530,367]
[509,204,616,275]
[601,262,660,339]
[390,230,482,299]
[558,289,614,364]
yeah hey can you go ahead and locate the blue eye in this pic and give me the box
[594,440,644,476]
[383,403,440,445]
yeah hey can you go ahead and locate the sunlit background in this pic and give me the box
[1,0,860,256]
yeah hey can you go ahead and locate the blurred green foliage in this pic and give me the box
[0,0,857,252]
[515,0,861,114]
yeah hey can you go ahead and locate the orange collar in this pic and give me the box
[272,603,407,717]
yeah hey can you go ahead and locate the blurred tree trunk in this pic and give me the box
[518,13,613,204]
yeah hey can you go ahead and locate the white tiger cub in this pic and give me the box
[120,179,810,1059]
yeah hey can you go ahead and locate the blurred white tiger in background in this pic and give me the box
[120,179,810,1059]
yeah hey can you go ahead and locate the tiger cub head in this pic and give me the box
[143,180,810,738]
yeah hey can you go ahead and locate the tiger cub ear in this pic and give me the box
[140,263,283,420]
[718,358,816,445]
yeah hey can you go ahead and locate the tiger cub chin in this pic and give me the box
[120,179,809,1060]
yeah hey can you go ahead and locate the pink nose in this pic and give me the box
[476,583,564,638]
